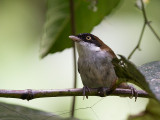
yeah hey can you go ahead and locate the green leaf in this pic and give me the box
[40,0,121,58]
[0,102,78,120]
[128,99,160,120]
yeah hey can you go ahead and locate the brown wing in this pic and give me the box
[102,45,117,58]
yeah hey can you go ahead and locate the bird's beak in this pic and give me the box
[69,35,81,42]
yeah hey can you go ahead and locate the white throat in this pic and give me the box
[76,42,101,56]
[76,42,112,60]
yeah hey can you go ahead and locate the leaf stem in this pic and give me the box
[69,0,77,118]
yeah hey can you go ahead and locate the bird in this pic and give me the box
[69,33,136,99]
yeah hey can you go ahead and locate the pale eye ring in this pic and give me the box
[86,36,91,40]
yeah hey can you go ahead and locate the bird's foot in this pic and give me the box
[118,83,138,102]
[83,86,90,99]
[129,85,138,102]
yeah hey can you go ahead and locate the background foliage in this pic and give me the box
[40,0,120,57]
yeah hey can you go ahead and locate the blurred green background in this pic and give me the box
[0,0,160,120]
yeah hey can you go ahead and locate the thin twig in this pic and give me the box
[128,22,146,59]
[0,88,150,100]
[69,0,77,118]
[140,0,160,41]
[128,0,160,59]
[140,0,147,22]
[147,23,160,41]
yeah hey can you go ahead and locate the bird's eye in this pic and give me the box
[86,36,91,40]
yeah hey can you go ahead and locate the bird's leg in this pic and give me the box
[129,85,138,101]
[98,87,107,97]
[98,87,116,97]
[83,86,90,99]
[118,83,138,101]
[97,81,117,97]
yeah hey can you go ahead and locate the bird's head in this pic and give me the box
[69,33,116,58]
[69,33,103,48]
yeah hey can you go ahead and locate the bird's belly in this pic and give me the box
[78,57,117,88]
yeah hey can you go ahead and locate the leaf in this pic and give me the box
[128,99,160,120]
[40,0,121,58]
[0,102,78,120]
[139,61,160,101]
[112,55,160,102]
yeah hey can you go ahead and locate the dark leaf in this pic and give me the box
[139,61,160,101]
[40,0,121,58]
[0,102,78,120]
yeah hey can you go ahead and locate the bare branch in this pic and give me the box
[128,22,146,60]
[0,88,150,101]
[147,23,160,41]
[140,0,160,41]
[128,0,160,59]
